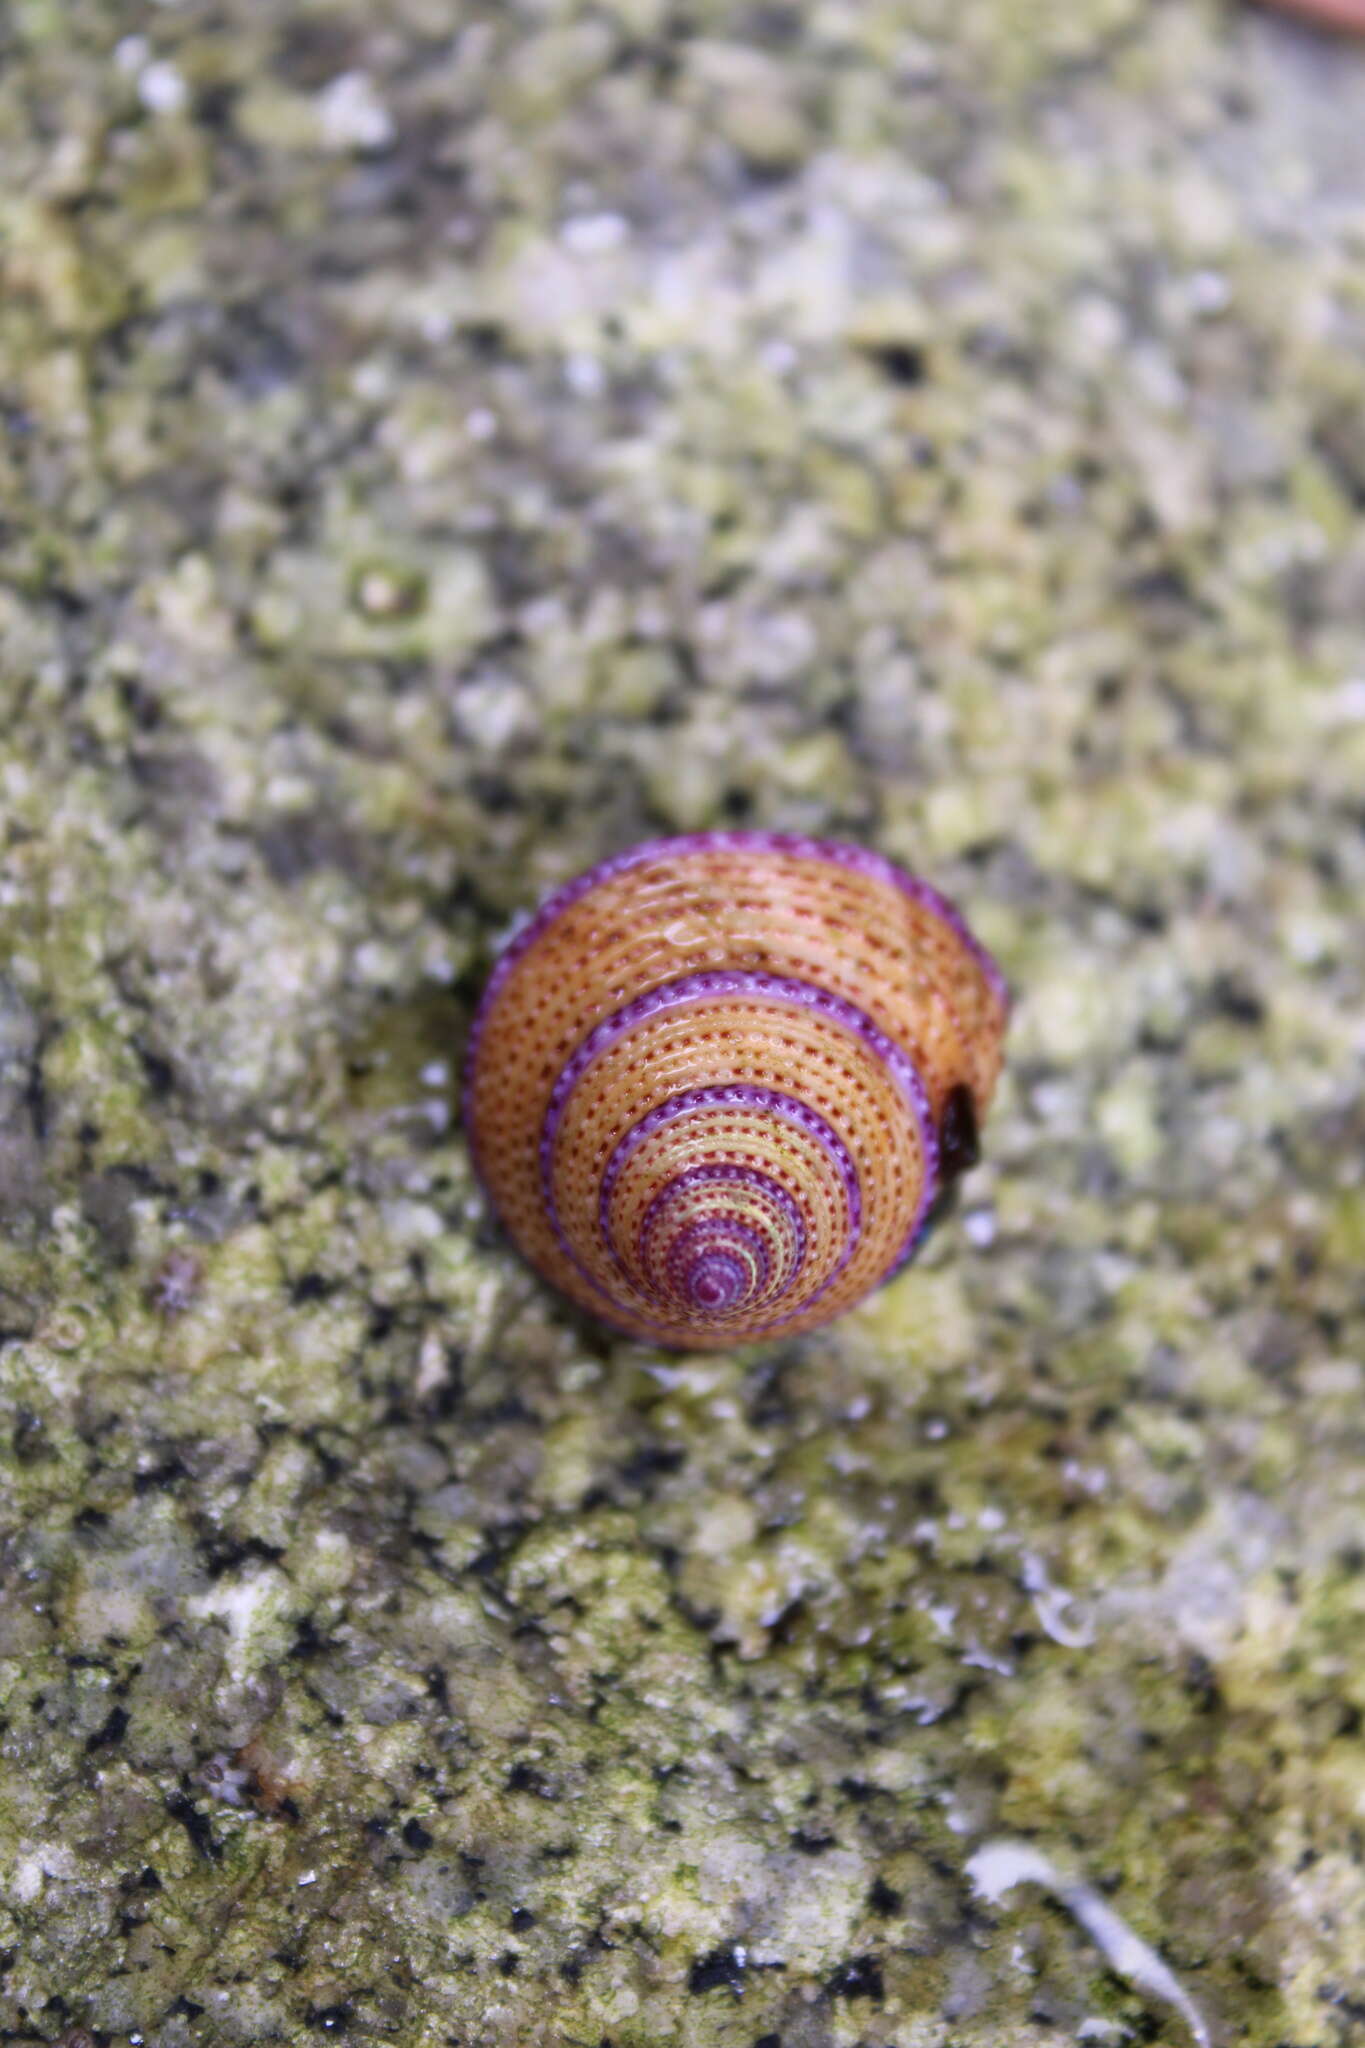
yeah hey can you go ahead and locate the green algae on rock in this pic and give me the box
[1,0,1364,2041]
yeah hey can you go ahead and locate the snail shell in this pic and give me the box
[463,832,1008,1349]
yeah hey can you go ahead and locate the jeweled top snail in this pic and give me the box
[463,832,1008,1349]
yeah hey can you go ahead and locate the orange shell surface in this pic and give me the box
[463,834,1008,1349]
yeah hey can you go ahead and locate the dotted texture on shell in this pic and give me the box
[463,833,1008,1349]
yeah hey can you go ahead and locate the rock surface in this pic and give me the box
[1,1,1363,2043]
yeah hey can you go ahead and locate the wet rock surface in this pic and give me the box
[1,2,1363,2042]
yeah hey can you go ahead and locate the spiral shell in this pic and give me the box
[463,833,1008,1349]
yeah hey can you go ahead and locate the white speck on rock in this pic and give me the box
[415,1327,450,1397]
[961,1644,1014,1675]
[454,675,530,754]
[14,1843,77,1900]
[759,337,798,375]
[1021,1553,1096,1650]
[187,1568,291,1683]
[1187,268,1231,317]
[966,1839,1211,2048]
[201,1753,253,1805]
[317,71,394,154]
[925,1599,957,1638]
[564,351,607,398]
[1329,676,1365,722]
[744,609,817,688]
[560,211,629,256]
[139,59,188,114]
[964,1206,997,1247]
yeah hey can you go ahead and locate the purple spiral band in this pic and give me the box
[536,971,939,1300]
[463,830,1009,1116]
[597,1084,861,1248]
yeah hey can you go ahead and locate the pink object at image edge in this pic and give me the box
[1254,0,1365,31]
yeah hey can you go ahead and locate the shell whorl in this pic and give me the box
[463,832,1008,1349]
